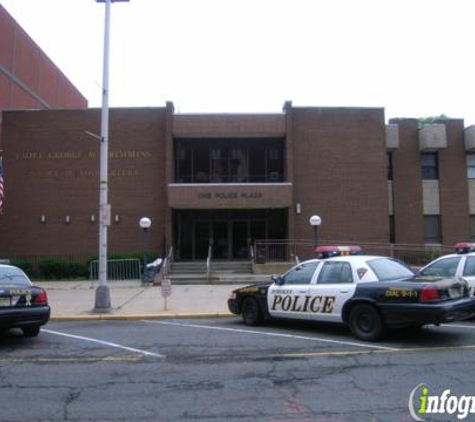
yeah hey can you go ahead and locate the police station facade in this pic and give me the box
[1,101,474,260]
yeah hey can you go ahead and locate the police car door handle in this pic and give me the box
[339,289,350,293]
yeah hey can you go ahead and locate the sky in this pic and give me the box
[1,0,475,124]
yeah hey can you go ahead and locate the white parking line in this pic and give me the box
[43,329,165,358]
[143,320,397,351]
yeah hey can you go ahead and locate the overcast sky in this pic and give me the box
[2,0,475,124]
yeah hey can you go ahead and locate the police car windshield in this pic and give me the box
[367,258,415,281]
[0,267,31,286]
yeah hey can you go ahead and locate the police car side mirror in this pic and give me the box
[271,275,285,286]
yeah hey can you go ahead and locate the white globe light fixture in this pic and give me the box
[309,215,322,227]
[309,215,322,257]
[139,217,152,230]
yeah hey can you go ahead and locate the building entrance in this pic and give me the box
[174,209,286,260]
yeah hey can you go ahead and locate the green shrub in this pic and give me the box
[38,259,88,280]
[10,259,36,278]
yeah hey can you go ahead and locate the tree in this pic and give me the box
[418,114,450,127]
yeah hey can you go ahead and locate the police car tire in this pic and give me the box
[241,297,263,326]
[348,304,384,341]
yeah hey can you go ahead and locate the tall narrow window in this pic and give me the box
[470,216,475,241]
[389,215,395,243]
[387,152,393,181]
[467,154,475,179]
[424,215,441,244]
[421,153,439,180]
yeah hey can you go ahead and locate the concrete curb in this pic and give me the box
[50,312,236,322]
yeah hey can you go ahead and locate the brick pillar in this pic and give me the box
[389,118,424,244]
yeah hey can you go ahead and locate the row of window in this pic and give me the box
[387,152,475,181]
[174,139,284,184]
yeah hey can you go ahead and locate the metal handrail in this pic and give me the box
[206,244,212,281]
[162,245,173,278]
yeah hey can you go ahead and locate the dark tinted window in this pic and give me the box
[470,216,475,242]
[424,216,441,244]
[283,262,320,285]
[387,152,393,181]
[463,257,475,277]
[420,256,461,278]
[0,267,31,286]
[467,154,475,179]
[368,258,415,281]
[317,261,354,284]
[421,152,438,180]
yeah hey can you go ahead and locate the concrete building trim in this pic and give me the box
[422,180,440,215]
[386,124,399,150]
[464,126,475,152]
[419,124,447,151]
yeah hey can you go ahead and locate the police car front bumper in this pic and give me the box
[227,299,240,315]
[379,297,475,328]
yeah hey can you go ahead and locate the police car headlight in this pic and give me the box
[229,292,237,300]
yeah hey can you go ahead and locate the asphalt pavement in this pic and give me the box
[36,280,247,321]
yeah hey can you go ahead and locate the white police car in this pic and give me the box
[419,243,475,295]
[228,246,475,341]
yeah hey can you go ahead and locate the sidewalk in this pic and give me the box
[36,280,247,321]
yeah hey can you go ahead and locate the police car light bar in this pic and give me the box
[314,245,363,259]
[455,243,475,254]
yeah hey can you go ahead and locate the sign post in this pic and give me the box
[161,278,172,311]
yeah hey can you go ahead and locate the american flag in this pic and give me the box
[0,154,3,215]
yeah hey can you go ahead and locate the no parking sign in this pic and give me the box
[161,278,171,311]
[161,279,172,297]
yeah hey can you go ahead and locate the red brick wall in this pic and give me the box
[0,108,166,257]
[389,118,424,244]
[0,4,87,148]
[291,108,389,243]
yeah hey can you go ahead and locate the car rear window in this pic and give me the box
[367,258,415,281]
[0,267,32,286]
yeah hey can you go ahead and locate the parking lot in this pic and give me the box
[1,317,475,421]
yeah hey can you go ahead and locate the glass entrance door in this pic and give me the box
[212,222,229,259]
[194,221,210,260]
[232,221,248,259]
[174,209,286,261]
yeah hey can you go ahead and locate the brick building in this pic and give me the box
[0,3,87,144]
[0,102,473,261]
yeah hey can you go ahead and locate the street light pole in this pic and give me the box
[94,0,129,311]
[309,215,322,258]
[139,217,152,273]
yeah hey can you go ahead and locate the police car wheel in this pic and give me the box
[348,304,384,341]
[241,297,263,326]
